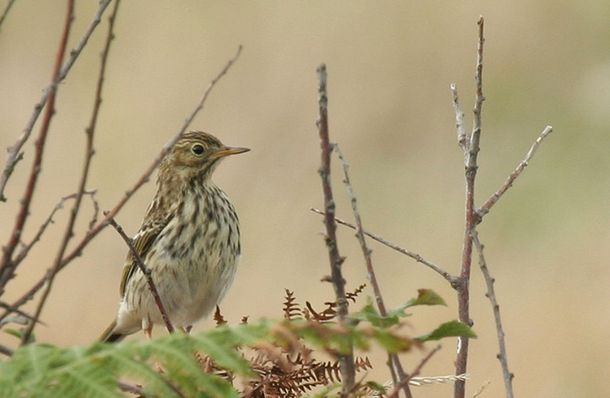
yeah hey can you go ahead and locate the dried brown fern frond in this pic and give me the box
[283,289,303,320]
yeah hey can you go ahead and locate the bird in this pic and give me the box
[99,131,249,342]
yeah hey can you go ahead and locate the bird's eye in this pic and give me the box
[191,144,205,155]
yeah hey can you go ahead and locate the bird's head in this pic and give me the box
[162,131,249,181]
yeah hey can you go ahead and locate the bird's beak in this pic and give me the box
[210,146,250,159]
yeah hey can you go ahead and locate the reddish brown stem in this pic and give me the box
[454,16,485,398]
[0,0,75,299]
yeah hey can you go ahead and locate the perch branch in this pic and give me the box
[315,63,355,397]
[0,0,75,298]
[20,0,122,345]
[455,16,485,398]
[107,216,174,334]
[334,144,412,398]
[0,0,112,201]
[0,45,243,324]
[477,125,553,220]
[311,208,456,286]
[472,231,514,398]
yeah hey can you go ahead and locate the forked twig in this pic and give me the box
[315,63,355,397]
[477,125,553,219]
[454,16,485,398]
[0,0,113,201]
[0,45,243,324]
[311,208,456,286]
[20,0,123,345]
[107,216,174,334]
[472,231,514,398]
[334,144,412,398]
[0,0,76,300]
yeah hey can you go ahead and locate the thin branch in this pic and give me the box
[20,0,122,345]
[0,0,17,32]
[451,84,468,151]
[387,345,442,398]
[0,343,13,357]
[472,231,514,398]
[12,191,97,267]
[477,125,553,220]
[0,0,112,201]
[0,302,42,326]
[0,45,243,324]
[107,216,174,334]
[311,208,457,286]
[455,16,485,398]
[0,0,75,298]
[334,144,412,398]
[315,63,355,397]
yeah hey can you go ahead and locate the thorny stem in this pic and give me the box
[472,232,514,398]
[316,64,355,397]
[0,45,243,325]
[334,145,412,398]
[477,125,553,220]
[455,16,484,398]
[0,0,112,201]
[21,0,123,346]
[0,0,76,301]
[107,216,174,334]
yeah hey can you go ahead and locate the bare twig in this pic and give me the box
[107,216,174,334]
[334,145,412,398]
[0,302,42,326]
[451,84,468,151]
[455,16,485,398]
[0,343,13,357]
[0,0,17,32]
[20,0,122,345]
[472,381,491,398]
[0,0,75,298]
[311,208,457,286]
[0,0,112,201]
[387,345,442,398]
[477,125,553,220]
[472,231,514,398]
[315,64,355,397]
[0,45,243,324]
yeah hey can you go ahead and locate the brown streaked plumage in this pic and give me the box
[100,131,249,342]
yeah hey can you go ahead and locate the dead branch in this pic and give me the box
[0,0,112,201]
[0,0,17,32]
[0,0,76,299]
[315,63,355,397]
[107,216,174,334]
[20,0,123,345]
[472,231,514,398]
[477,125,553,220]
[454,16,485,398]
[334,144,412,398]
[311,208,456,286]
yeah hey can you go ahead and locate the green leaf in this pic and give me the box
[350,300,400,328]
[404,289,447,308]
[416,320,477,342]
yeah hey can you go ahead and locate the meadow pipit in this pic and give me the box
[100,131,249,342]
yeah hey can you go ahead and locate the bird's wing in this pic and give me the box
[119,217,169,297]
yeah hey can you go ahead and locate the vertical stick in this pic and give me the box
[454,16,485,398]
[316,64,355,397]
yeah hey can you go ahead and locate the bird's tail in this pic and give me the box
[99,320,126,343]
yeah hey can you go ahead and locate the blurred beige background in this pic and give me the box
[1,1,609,397]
